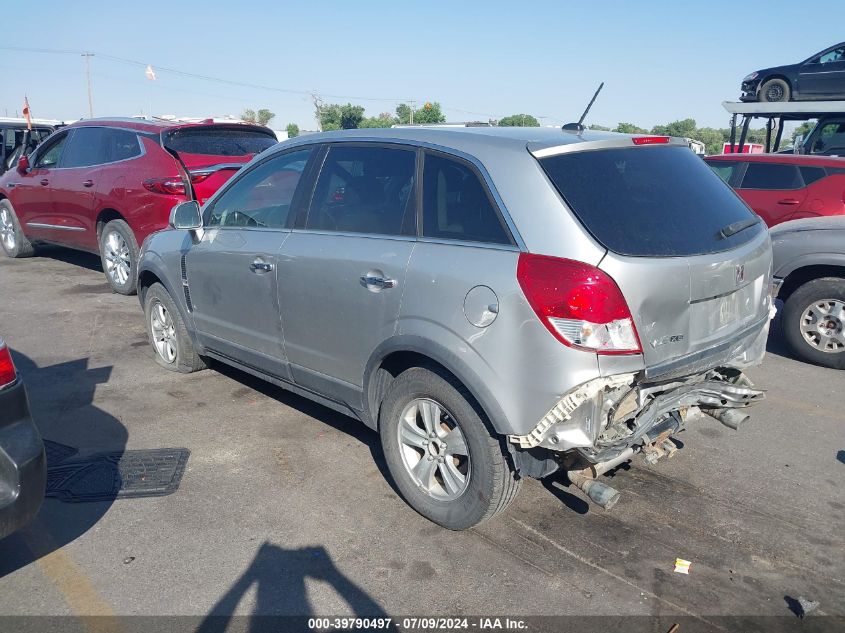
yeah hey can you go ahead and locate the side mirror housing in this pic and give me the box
[17,155,30,173]
[169,200,202,230]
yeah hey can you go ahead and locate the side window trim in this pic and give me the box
[419,148,517,248]
[201,146,317,230]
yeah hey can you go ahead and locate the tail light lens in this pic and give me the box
[516,253,642,355]
[143,178,187,196]
[190,172,210,184]
[0,339,17,389]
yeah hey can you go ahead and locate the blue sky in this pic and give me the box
[2,0,843,130]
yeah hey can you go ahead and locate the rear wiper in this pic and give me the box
[719,217,760,239]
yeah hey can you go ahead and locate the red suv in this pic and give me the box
[705,154,845,228]
[0,118,277,293]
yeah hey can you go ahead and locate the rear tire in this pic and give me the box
[99,219,138,295]
[759,78,790,102]
[782,277,845,369]
[379,367,521,530]
[0,199,35,258]
[143,282,206,373]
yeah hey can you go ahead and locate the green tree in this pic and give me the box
[498,114,540,127]
[286,123,300,138]
[613,122,648,134]
[359,112,397,128]
[241,108,275,126]
[651,118,697,138]
[316,102,365,130]
[588,123,611,131]
[395,101,446,125]
[792,120,815,145]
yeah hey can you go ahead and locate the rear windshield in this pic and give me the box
[164,127,277,157]
[539,145,763,257]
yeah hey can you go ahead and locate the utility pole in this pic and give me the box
[409,100,415,125]
[82,53,94,118]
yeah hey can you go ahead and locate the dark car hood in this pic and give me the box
[770,216,845,235]
[754,63,800,77]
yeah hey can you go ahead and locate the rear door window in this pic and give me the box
[165,127,277,157]
[421,152,512,245]
[102,129,142,162]
[539,145,762,257]
[739,163,802,190]
[306,144,416,236]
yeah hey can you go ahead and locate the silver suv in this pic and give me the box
[137,127,773,529]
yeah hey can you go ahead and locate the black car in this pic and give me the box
[0,122,55,175]
[741,42,845,102]
[0,336,46,539]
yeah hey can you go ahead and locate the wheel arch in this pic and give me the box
[136,257,197,342]
[95,208,126,238]
[363,336,512,436]
[778,261,845,301]
[760,74,793,96]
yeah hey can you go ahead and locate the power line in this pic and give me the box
[0,45,506,120]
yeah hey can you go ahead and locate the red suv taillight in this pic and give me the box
[0,339,17,389]
[143,177,187,196]
[516,253,642,355]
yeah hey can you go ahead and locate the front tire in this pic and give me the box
[379,367,521,530]
[0,199,35,258]
[759,78,790,102]
[782,277,845,369]
[99,219,139,295]
[143,282,206,373]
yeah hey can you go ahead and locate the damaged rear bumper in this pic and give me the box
[508,368,765,464]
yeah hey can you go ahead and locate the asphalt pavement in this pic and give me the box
[0,248,842,629]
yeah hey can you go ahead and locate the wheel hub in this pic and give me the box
[800,299,845,353]
[397,398,471,501]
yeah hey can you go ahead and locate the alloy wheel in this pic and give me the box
[104,230,131,286]
[150,300,177,364]
[397,398,471,501]
[800,299,845,353]
[0,208,16,251]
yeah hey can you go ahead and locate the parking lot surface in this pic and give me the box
[0,249,843,626]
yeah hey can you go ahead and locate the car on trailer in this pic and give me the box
[741,42,845,102]
[0,118,277,294]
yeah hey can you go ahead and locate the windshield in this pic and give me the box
[539,145,763,257]
[164,127,277,157]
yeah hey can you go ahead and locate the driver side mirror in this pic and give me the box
[169,200,202,230]
[17,155,30,173]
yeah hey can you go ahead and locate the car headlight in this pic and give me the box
[743,72,759,82]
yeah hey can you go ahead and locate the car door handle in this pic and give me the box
[82,180,94,188]
[777,198,800,205]
[40,179,49,186]
[360,274,396,289]
[249,260,274,273]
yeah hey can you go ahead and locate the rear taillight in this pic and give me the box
[632,136,670,145]
[143,177,187,196]
[0,340,17,389]
[516,253,642,355]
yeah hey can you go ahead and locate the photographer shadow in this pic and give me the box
[0,352,125,578]
[197,541,396,633]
